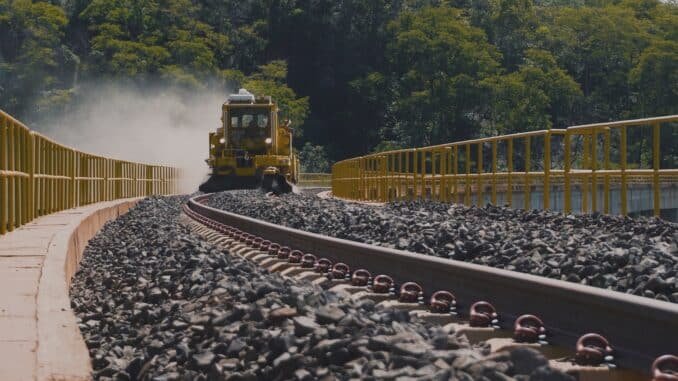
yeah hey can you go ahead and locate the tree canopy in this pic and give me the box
[1,0,676,164]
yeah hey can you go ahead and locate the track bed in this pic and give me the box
[205,190,678,303]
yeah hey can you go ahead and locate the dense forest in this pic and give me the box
[1,0,676,171]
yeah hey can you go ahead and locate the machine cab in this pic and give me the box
[212,88,293,158]
[222,89,275,155]
[202,89,298,193]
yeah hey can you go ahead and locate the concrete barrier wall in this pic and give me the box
[0,198,139,381]
[37,198,139,381]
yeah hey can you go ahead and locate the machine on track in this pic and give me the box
[199,89,299,194]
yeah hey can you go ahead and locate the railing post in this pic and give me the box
[44,141,49,213]
[564,131,571,214]
[453,145,458,204]
[8,122,15,231]
[582,133,590,213]
[34,137,40,215]
[465,144,471,206]
[442,148,449,202]
[105,159,110,201]
[653,122,660,217]
[397,152,403,200]
[620,126,628,215]
[603,128,611,214]
[28,132,34,221]
[507,138,513,207]
[136,164,141,197]
[591,129,597,213]
[50,143,55,212]
[71,149,77,208]
[98,158,103,202]
[413,149,418,200]
[524,136,531,210]
[63,148,68,209]
[387,155,392,201]
[146,165,153,196]
[82,155,89,206]
[115,162,122,199]
[8,121,15,231]
[381,155,387,202]
[477,143,483,205]
[359,157,365,200]
[55,147,60,211]
[544,132,551,210]
[0,116,6,235]
[347,162,352,199]
[17,128,24,226]
[420,150,426,199]
[174,167,178,194]
[367,158,372,201]
[405,151,410,200]
[431,151,437,200]
[491,140,497,205]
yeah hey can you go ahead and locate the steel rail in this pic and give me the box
[187,194,677,372]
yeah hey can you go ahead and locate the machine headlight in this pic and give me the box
[265,137,272,145]
[219,138,226,144]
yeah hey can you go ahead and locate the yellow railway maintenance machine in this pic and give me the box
[200,89,299,193]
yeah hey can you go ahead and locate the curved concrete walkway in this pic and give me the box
[0,198,140,381]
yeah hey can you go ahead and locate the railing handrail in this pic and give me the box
[331,115,678,219]
[334,115,678,165]
[0,109,181,235]
[568,115,678,130]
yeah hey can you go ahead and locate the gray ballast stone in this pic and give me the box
[71,195,572,380]
[207,190,678,302]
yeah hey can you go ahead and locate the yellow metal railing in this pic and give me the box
[298,173,332,187]
[332,115,678,218]
[0,110,181,235]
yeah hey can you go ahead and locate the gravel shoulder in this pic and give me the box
[71,195,571,380]
[207,190,678,303]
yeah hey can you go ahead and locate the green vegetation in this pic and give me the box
[298,143,331,173]
[1,0,676,164]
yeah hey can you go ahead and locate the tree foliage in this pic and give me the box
[1,0,676,165]
[298,143,331,173]
[80,0,230,86]
[243,60,310,135]
[383,7,501,147]
[0,0,73,117]
[483,49,582,135]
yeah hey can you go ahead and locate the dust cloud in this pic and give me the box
[34,83,228,193]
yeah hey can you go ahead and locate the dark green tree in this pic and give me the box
[80,0,230,87]
[483,49,582,135]
[243,60,310,136]
[384,6,501,146]
[0,0,75,118]
[1,0,676,163]
[490,0,538,70]
[299,142,331,173]
[539,5,651,122]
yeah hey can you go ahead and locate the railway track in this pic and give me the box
[184,194,678,381]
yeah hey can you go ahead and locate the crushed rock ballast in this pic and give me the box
[207,190,678,303]
[70,196,571,380]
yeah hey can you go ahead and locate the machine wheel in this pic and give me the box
[199,174,235,193]
[261,173,293,195]
[199,166,257,193]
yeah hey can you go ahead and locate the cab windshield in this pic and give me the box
[228,107,271,149]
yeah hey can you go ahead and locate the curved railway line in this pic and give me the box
[184,193,678,381]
